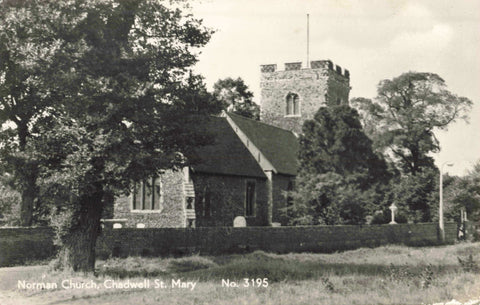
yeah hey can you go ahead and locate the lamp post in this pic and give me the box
[439,161,454,243]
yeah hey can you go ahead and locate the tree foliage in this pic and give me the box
[351,72,472,176]
[285,105,392,225]
[0,0,68,225]
[213,77,259,120]
[2,0,219,272]
[0,174,21,226]
[443,161,480,222]
[299,105,391,189]
[384,168,438,223]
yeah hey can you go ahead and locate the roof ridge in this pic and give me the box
[226,111,299,176]
[226,112,297,135]
[190,117,267,178]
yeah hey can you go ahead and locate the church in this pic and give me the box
[104,59,350,228]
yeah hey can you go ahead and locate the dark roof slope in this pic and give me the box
[227,112,299,176]
[189,116,266,178]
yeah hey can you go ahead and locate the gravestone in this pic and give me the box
[233,216,246,227]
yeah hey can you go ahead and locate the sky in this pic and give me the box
[188,0,480,177]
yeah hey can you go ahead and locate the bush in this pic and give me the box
[458,254,480,273]
[370,211,407,225]
[420,264,434,289]
[386,170,438,223]
[0,182,21,226]
[321,277,335,292]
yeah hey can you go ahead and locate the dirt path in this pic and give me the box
[0,265,51,305]
[0,290,51,305]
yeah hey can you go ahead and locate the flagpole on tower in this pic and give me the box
[307,13,310,68]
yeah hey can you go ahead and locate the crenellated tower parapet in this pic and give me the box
[260,59,350,134]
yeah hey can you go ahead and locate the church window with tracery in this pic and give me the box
[132,177,163,211]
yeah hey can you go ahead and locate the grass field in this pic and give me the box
[1,242,479,305]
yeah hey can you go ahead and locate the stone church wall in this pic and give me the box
[191,173,269,227]
[271,174,295,225]
[112,170,186,228]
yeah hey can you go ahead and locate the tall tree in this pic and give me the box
[213,77,259,120]
[285,105,392,225]
[299,105,391,189]
[0,0,66,225]
[351,72,472,175]
[5,0,218,272]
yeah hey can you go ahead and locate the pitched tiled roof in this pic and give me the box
[189,116,267,178]
[227,112,299,176]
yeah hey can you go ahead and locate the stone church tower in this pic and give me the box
[260,60,351,134]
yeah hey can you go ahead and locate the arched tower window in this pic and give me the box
[286,93,300,116]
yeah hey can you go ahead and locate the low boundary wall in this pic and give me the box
[0,223,457,266]
[95,223,457,258]
[0,227,57,267]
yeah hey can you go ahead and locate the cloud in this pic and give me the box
[391,23,453,51]
[398,2,432,19]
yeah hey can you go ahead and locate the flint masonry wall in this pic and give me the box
[0,223,457,266]
[113,170,186,228]
[192,173,269,227]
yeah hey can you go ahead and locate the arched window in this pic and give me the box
[286,93,300,115]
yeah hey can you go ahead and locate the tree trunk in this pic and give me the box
[17,122,37,227]
[57,189,104,273]
[17,121,28,152]
[20,184,34,227]
[410,145,419,176]
[19,161,38,227]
